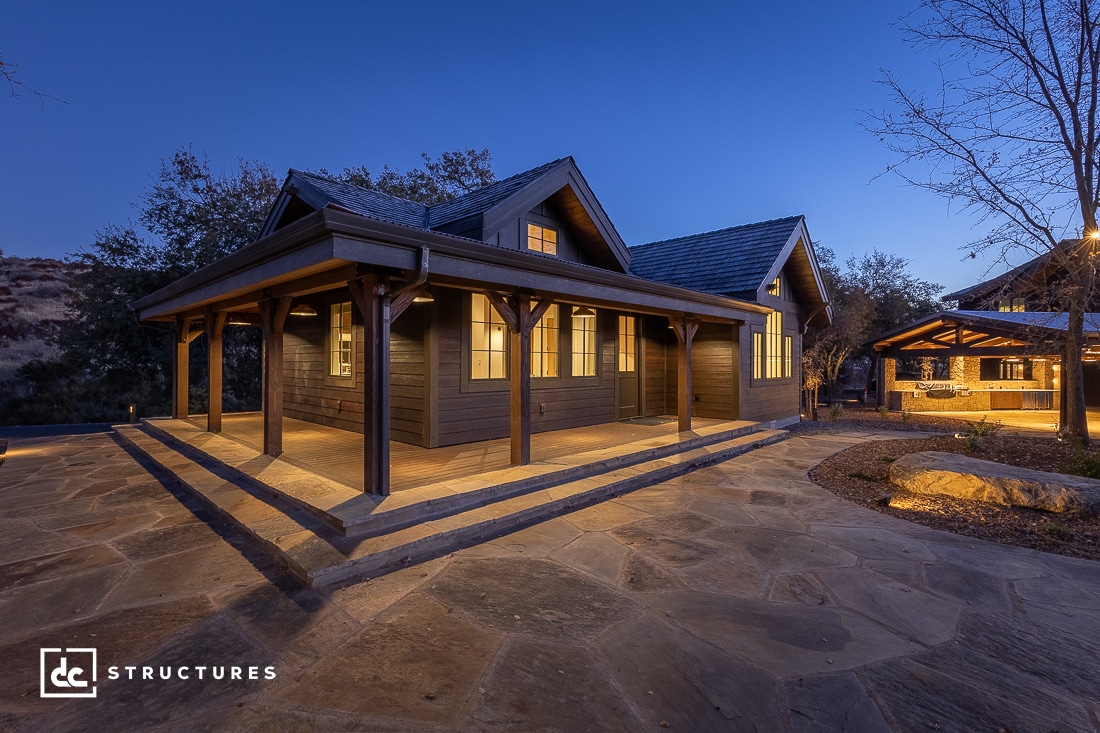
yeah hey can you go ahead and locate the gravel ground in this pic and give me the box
[799,411,1100,561]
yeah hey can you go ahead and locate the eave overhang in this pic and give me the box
[132,208,771,325]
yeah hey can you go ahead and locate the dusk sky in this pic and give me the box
[2,1,1012,295]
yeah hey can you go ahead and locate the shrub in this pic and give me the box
[876,405,890,419]
[847,471,877,482]
[828,404,844,422]
[961,416,1003,452]
[1063,447,1100,479]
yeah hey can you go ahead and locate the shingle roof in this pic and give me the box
[291,170,428,229]
[944,241,1075,301]
[953,309,1100,332]
[427,157,569,228]
[627,216,804,297]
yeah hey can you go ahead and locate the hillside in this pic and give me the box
[0,254,83,385]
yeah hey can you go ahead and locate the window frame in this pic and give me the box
[571,306,599,378]
[327,301,354,381]
[750,308,795,384]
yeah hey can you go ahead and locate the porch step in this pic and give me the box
[136,418,763,540]
[115,424,788,587]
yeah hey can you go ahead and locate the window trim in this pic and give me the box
[750,308,796,384]
[571,306,599,378]
[327,300,354,382]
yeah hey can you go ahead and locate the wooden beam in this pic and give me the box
[173,318,191,419]
[175,264,362,322]
[670,317,700,432]
[260,296,292,456]
[485,291,519,333]
[348,273,390,495]
[206,310,227,433]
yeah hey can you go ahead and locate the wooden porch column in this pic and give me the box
[173,318,191,419]
[260,296,292,457]
[349,273,390,495]
[206,310,227,433]
[487,293,554,466]
[670,316,700,432]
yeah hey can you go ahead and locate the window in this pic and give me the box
[752,311,788,381]
[752,332,763,379]
[531,304,559,378]
[471,293,507,379]
[766,310,783,378]
[618,316,636,372]
[769,276,782,298]
[998,298,1026,312]
[980,357,1032,380]
[527,223,558,255]
[329,302,353,377]
[571,307,597,377]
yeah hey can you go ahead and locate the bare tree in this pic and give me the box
[868,0,1100,445]
[0,55,61,102]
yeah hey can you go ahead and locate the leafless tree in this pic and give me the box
[1,55,62,102]
[868,0,1100,445]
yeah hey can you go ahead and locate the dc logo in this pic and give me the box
[40,648,97,698]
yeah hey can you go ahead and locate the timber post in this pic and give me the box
[260,295,292,457]
[173,317,191,419]
[348,272,391,495]
[206,309,227,433]
[670,316,700,432]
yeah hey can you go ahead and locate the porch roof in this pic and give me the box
[131,206,772,324]
[868,309,1100,358]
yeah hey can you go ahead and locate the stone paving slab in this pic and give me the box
[2,428,1099,731]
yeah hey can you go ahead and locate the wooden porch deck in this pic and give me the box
[180,412,729,492]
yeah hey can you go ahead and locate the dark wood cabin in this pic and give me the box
[132,157,831,494]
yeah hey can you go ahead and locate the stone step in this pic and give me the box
[137,418,762,539]
[116,424,787,587]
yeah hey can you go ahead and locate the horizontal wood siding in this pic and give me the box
[282,292,428,446]
[692,323,737,420]
[642,316,671,416]
[739,302,802,423]
[434,288,618,447]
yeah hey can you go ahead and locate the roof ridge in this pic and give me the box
[629,214,804,250]
[426,157,570,215]
[291,169,429,210]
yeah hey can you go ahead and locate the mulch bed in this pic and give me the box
[798,410,1100,562]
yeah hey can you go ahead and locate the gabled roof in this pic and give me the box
[629,216,803,294]
[868,309,1100,356]
[627,215,831,325]
[259,157,631,272]
[944,241,1074,302]
[428,158,567,228]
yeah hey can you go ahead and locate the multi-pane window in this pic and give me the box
[766,310,784,378]
[471,293,507,379]
[329,302,353,377]
[752,332,763,379]
[618,316,636,372]
[784,335,793,378]
[527,223,558,255]
[571,307,597,377]
[531,305,559,378]
[770,276,782,297]
[998,298,1026,312]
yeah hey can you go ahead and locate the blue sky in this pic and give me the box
[2,1,1004,294]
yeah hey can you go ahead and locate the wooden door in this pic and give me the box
[617,315,640,418]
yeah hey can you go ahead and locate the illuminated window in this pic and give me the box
[784,335,792,378]
[618,316,636,372]
[752,332,763,379]
[766,310,784,378]
[998,298,1026,312]
[471,293,507,379]
[329,302,353,377]
[531,304,559,378]
[527,223,558,255]
[770,277,781,297]
[571,307,597,377]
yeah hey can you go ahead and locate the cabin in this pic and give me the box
[869,240,1100,414]
[131,157,830,496]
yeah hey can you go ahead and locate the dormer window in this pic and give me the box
[527,223,558,255]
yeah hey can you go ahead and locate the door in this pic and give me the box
[617,315,640,418]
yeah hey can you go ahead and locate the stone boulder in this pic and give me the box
[888,451,1100,514]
